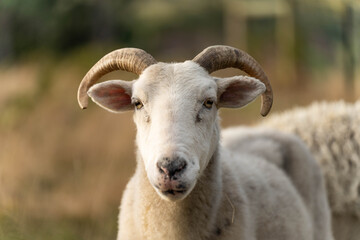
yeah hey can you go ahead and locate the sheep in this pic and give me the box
[220,126,334,240]
[259,100,360,240]
[77,45,333,240]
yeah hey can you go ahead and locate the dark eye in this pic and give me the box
[134,100,143,110]
[203,99,214,109]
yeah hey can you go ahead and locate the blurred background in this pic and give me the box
[0,0,359,239]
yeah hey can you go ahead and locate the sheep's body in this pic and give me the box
[260,100,360,240]
[117,130,332,240]
[221,128,333,240]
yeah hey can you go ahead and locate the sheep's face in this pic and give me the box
[88,61,265,201]
[132,62,219,201]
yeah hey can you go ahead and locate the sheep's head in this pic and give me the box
[77,46,273,201]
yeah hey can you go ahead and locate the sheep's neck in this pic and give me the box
[136,148,223,240]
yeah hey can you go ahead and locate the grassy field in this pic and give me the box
[0,47,358,239]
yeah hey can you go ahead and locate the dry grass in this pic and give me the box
[0,57,136,239]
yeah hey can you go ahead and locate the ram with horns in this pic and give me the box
[77,46,333,240]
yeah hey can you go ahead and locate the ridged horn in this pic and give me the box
[193,45,273,116]
[77,48,157,109]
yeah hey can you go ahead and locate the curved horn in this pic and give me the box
[193,45,273,116]
[77,48,157,109]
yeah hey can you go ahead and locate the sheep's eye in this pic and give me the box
[134,100,143,110]
[203,99,214,109]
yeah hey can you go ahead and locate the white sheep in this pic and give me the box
[77,46,333,240]
[260,100,360,240]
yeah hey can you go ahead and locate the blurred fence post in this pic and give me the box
[223,0,296,86]
[223,0,248,50]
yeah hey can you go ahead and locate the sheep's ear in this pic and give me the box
[216,76,266,108]
[87,80,134,113]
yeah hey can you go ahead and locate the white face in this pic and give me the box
[87,60,265,202]
[132,61,220,201]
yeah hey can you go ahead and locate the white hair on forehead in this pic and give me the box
[136,61,216,96]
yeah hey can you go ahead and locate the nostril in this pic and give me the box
[157,157,187,178]
[176,160,187,172]
[157,161,169,177]
[158,165,168,175]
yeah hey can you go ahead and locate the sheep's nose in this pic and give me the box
[157,157,187,179]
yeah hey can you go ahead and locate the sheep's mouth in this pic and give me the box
[153,179,194,201]
[163,189,186,195]
[153,181,197,201]
[154,181,188,196]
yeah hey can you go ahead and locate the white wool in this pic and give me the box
[261,100,360,240]
[262,100,360,218]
